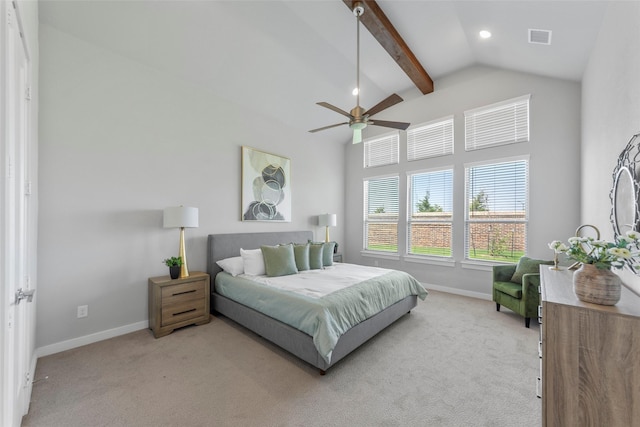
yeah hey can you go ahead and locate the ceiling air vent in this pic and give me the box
[528,29,552,45]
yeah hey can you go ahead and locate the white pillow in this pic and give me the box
[240,248,266,276]
[216,256,244,276]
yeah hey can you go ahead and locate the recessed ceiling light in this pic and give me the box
[352,87,359,96]
[479,30,492,39]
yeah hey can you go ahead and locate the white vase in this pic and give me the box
[573,263,621,306]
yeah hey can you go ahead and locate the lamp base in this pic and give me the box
[179,227,190,278]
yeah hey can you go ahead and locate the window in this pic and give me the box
[407,168,453,257]
[364,133,399,168]
[364,175,399,253]
[465,158,528,263]
[407,116,454,161]
[465,95,530,151]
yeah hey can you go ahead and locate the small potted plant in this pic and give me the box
[163,256,183,279]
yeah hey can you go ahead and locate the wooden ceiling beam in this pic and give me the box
[343,0,434,95]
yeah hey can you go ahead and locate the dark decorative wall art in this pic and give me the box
[610,132,640,274]
[241,146,291,222]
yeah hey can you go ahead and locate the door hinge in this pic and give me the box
[25,86,31,101]
[25,181,32,195]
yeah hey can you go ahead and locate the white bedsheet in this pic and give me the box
[239,263,393,298]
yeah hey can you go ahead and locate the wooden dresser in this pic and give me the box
[540,268,640,426]
[148,271,210,338]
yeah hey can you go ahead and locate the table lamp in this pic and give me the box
[163,206,199,278]
[318,213,337,242]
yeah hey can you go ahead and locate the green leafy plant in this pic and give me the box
[163,257,183,267]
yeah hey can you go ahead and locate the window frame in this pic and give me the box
[406,166,454,260]
[363,132,400,168]
[464,155,529,264]
[407,115,454,161]
[464,94,530,151]
[363,173,400,255]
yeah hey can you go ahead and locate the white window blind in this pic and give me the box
[407,168,453,257]
[364,133,399,168]
[465,95,530,151]
[464,157,529,262]
[364,175,399,252]
[407,116,454,161]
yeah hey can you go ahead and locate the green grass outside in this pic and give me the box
[467,249,524,263]
[410,246,452,257]
[367,244,523,262]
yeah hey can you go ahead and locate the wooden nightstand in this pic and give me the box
[148,271,210,338]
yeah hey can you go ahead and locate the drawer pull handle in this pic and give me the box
[172,289,197,297]
[174,308,197,316]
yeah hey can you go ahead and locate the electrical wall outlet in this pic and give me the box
[77,305,88,318]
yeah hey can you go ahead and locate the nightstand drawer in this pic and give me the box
[161,298,206,327]
[161,280,206,304]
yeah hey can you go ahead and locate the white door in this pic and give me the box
[1,1,36,426]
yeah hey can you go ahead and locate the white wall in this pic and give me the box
[344,65,582,297]
[582,1,640,296]
[37,25,344,351]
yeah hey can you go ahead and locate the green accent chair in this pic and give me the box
[492,257,552,328]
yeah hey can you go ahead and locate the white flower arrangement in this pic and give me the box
[549,230,640,270]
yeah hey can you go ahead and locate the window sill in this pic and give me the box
[460,260,513,272]
[404,255,456,268]
[360,250,400,261]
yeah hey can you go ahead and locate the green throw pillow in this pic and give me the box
[510,256,553,284]
[293,243,310,271]
[322,242,336,266]
[261,244,298,277]
[309,240,337,267]
[309,243,324,270]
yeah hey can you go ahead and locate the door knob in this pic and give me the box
[15,288,35,305]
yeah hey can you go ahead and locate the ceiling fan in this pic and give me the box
[309,1,410,144]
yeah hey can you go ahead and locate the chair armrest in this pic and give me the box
[493,264,517,283]
[522,273,541,304]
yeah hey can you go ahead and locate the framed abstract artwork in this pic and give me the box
[241,146,291,222]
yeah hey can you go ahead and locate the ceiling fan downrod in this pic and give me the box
[351,2,366,143]
[353,2,364,110]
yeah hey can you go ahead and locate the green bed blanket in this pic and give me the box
[215,267,427,364]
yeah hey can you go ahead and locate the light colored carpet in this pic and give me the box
[22,290,541,427]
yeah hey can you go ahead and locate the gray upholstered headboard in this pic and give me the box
[207,230,314,278]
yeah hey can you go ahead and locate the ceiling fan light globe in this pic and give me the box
[350,122,367,130]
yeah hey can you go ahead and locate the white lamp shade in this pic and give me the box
[318,213,337,227]
[163,206,199,228]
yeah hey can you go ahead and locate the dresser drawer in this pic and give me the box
[161,298,206,327]
[161,280,206,304]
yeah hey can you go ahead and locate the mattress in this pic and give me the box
[215,263,427,364]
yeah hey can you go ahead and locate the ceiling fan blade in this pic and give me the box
[369,119,411,131]
[317,102,353,119]
[352,128,363,144]
[365,93,404,117]
[309,122,349,133]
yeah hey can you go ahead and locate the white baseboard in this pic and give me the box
[424,283,492,301]
[33,286,489,358]
[35,321,149,358]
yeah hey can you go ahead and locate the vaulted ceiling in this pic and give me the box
[39,1,609,142]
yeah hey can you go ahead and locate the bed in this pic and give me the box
[207,230,427,374]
